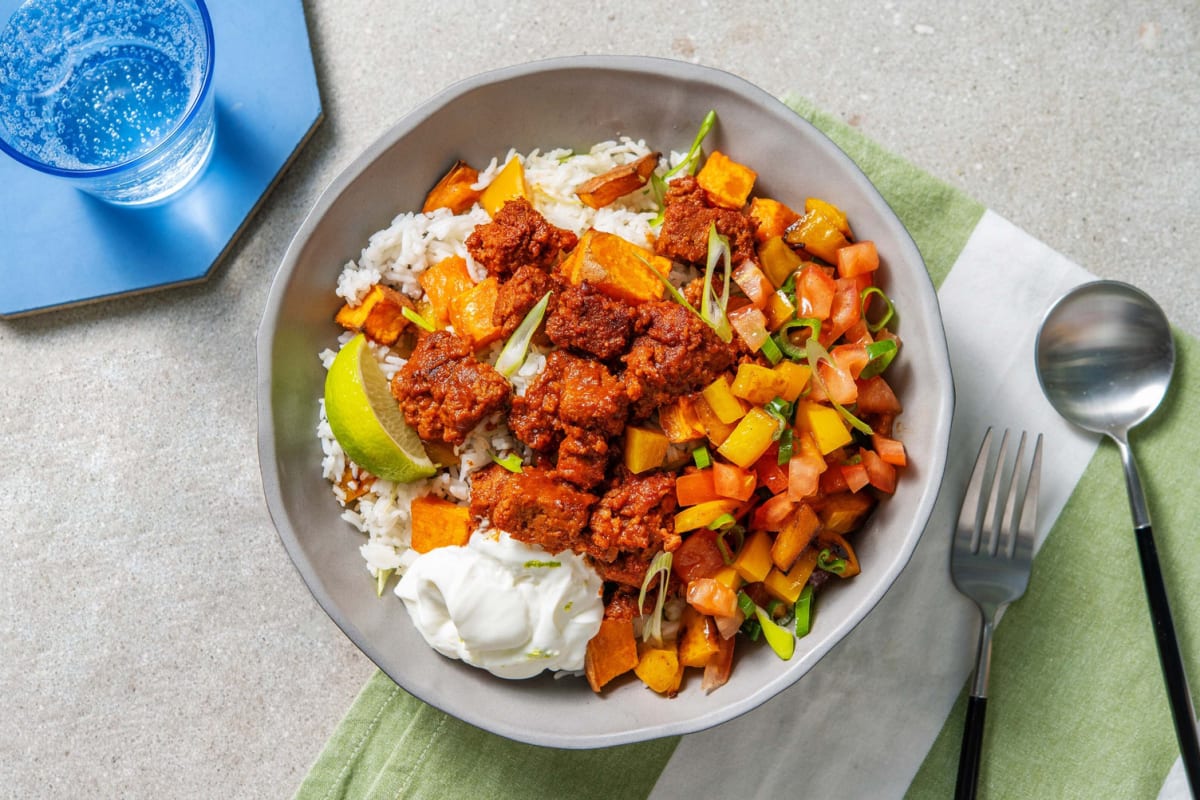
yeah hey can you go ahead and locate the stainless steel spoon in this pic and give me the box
[1035,280,1198,793]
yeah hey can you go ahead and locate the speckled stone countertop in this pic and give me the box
[2,1,1196,797]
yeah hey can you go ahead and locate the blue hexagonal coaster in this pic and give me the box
[0,0,322,317]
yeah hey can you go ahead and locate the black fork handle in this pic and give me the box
[954,695,987,799]
[1135,524,1200,794]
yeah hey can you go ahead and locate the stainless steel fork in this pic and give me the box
[950,428,1043,800]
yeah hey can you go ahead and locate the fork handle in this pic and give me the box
[954,695,987,800]
[1135,524,1200,794]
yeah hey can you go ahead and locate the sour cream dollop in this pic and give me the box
[396,531,604,679]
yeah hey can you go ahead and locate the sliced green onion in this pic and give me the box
[707,512,737,531]
[794,585,814,638]
[664,109,716,179]
[523,560,561,569]
[702,224,733,343]
[860,286,896,332]
[637,551,674,645]
[715,526,744,565]
[402,306,436,333]
[759,334,783,364]
[776,427,795,465]
[692,446,712,469]
[649,173,669,227]
[643,253,700,315]
[375,568,394,597]
[736,590,757,619]
[495,291,551,377]
[817,548,847,575]
[754,605,796,660]
[764,397,795,427]
[804,337,873,436]
[779,271,799,307]
[490,452,524,473]
[858,338,899,380]
[774,317,821,360]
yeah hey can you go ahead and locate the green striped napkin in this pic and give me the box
[295,97,1200,800]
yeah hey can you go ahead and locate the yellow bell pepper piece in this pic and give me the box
[716,407,780,469]
[624,426,668,474]
[757,235,804,288]
[763,547,819,605]
[805,197,852,237]
[733,529,774,583]
[713,565,744,591]
[784,208,849,264]
[677,607,721,668]
[693,394,736,446]
[773,361,812,402]
[674,499,742,534]
[764,290,796,331]
[730,363,791,406]
[701,375,748,425]
[795,400,853,454]
[479,157,531,216]
[770,502,820,571]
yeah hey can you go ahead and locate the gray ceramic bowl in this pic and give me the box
[257,55,953,748]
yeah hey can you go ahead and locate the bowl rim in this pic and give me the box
[257,54,955,748]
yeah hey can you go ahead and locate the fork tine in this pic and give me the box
[981,430,1011,556]
[999,432,1028,558]
[956,427,995,554]
[1014,433,1043,563]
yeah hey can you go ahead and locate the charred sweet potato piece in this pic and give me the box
[584,617,639,692]
[574,152,661,209]
[334,284,413,346]
[422,160,482,214]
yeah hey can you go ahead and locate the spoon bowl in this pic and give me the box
[1035,280,1174,438]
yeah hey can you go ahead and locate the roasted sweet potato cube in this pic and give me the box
[418,256,474,324]
[448,276,503,350]
[334,284,413,346]
[422,160,483,214]
[771,502,820,571]
[697,150,757,210]
[818,491,877,534]
[585,618,639,692]
[575,152,661,209]
[410,495,471,553]
[559,229,670,304]
[677,607,721,668]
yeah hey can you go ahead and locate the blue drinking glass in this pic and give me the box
[0,0,216,205]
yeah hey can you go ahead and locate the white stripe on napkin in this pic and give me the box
[649,211,1100,799]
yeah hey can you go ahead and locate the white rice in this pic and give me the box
[318,137,660,579]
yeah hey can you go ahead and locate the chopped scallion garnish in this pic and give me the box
[490,452,524,473]
[860,286,896,332]
[707,512,737,531]
[859,338,899,380]
[637,551,674,645]
[754,605,796,660]
[402,306,436,333]
[664,109,716,179]
[774,317,821,360]
[817,548,847,575]
[777,427,795,464]
[692,446,712,469]
[804,337,873,435]
[759,334,783,364]
[702,224,733,343]
[375,568,394,597]
[736,590,757,619]
[495,291,551,377]
[794,585,814,638]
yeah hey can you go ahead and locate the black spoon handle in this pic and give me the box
[1135,524,1200,794]
[954,695,987,800]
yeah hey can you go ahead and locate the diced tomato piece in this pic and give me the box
[796,264,836,320]
[820,464,850,494]
[831,343,870,380]
[836,241,879,278]
[841,319,873,345]
[788,452,822,500]
[816,358,858,405]
[751,492,796,532]
[686,578,739,618]
[713,461,757,501]
[841,462,870,493]
[754,444,789,494]
[861,449,897,493]
[728,305,770,352]
[672,529,727,583]
[820,277,863,346]
[856,376,902,415]
[872,434,907,467]
[732,261,774,310]
[676,469,721,506]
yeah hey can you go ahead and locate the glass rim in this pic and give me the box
[0,0,216,179]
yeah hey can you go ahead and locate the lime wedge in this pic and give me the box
[324,334,436,483]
